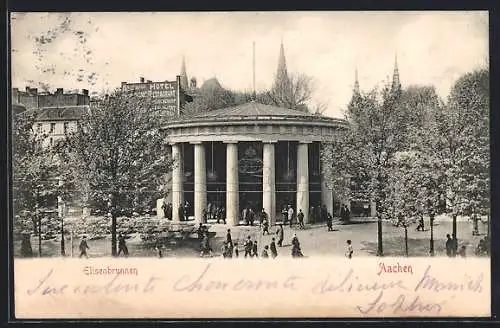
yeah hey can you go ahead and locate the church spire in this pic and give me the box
[353,68,360,94]
[391,53,401,93]
[276,40,289,81]
[180,56,189,90]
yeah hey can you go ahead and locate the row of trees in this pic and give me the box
[321,69,490,256]
[12,91,174,256]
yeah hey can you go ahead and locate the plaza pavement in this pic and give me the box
[17,216,487,258]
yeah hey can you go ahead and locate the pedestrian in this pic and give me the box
[244,236,253,258]
[222,242,229,258]
[117,233,129,257]
[202,208,208,224]
[249,208,255,226]
[297,209,305,229]
[184,201,190,221]
[416,213,425,232]
[458,245,466,258]
[79,236,89,258]
[276,224,284,247]
[327,212,333,231]
[452,233,458,257]
[226,229,233,247]
[345,240,353,259]
[178,205,184,222]
[288,205,294,228]
[262,245,269,258]
[445,234,453,257]
[270,238,278,258]
[262,209,269,235]
[291,234,303,257]
[234,242,239,258]
[281,206,288,224]
[252,240,259,258]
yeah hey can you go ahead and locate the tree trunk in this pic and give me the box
[21,232,33,257]
[452,213,457,238]
[111,214,117,257]
[430,215,435,257]
[404,226,408,257]
[377,216,383,257]
[60,218,65,256]
[38,215,42,257]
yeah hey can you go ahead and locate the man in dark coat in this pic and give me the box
[79,236,89,258]
[327,212,333,231]
[297,209,305,229]
[226,229,233,247]
[244,236,253,258]
[270,238,278,258]
[452,233,458,257]
[117,233,129,257]
[252,240,259,258]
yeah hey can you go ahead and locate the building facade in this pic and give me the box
[160,102,349,226]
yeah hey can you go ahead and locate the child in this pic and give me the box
[345,240,353,259]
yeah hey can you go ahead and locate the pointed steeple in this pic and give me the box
[391,53,401,93]
[353,68,360,94]
[276,40,288,80]
[180,56,189,90]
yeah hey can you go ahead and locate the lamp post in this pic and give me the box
[376,208,383,257]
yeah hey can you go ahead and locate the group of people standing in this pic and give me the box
[161,201,191,221]
[203,202,226,224]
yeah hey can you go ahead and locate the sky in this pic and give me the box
[10,11,489,118]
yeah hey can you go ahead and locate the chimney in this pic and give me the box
[82,89,89,96]
[140,77,145,83]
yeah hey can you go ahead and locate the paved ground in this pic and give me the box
[15,216,488,258]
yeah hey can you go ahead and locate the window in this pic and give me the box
[64,122,69,134]
[50,123,56,134]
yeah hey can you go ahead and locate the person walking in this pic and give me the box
[226,229,233,247]
[327,212,333,231]
[252,240,259,258]
[445,234,453,257]
[297,209,305,229]
[270,238,278,258]
[276,224,284,247]
[79,236,89,258]
[117,233,129,257]
[244,236,253,258]
[288,205,294,228]
[452,233,458,257]
[345,240,353,259]
[291,234,303,257]
[416,213,425,232]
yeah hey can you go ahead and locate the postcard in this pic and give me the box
[10,11,490,319]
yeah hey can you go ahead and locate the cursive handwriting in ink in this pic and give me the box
[377,262,413,275]
[173,263,302,292]
[414,265,483,293]
[26,268,161,296]
[312,269,407,294]
[357,291,443,315]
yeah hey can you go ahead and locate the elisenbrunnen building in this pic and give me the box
[158,42,393,226]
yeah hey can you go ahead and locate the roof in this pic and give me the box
[187,101,318,120]
[35,105,88,121]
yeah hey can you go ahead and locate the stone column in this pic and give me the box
[225,141,239,226]
[321,181,334,216]
[263,141,276,225]
[296,142,310,223]
[193,142,207,223]
[171,143,184,222]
